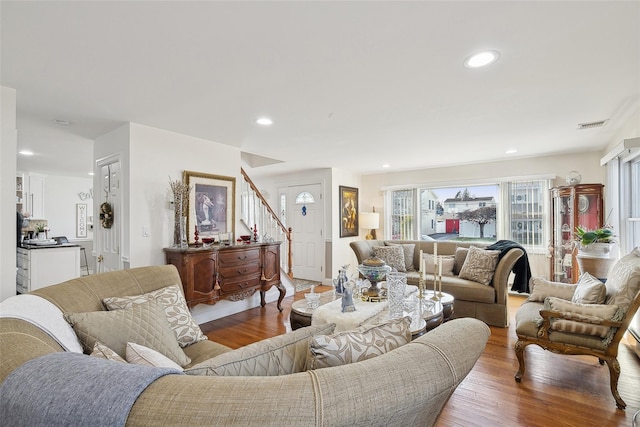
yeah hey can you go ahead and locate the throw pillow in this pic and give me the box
[387,243,416,272]
[103,284,207,348]
[603,247,640,312]
[422,253,455,276]
[453,247,469,275]
[185,323,336,376]
[458,246,500,286]
[307,316,411,370]
[373,246,406,272]
[126,342,184,371]
[89,341,126,363]
[64,298,191,367]
[544,296,622,341]
[572,273,606,304]
[528,277,576,302]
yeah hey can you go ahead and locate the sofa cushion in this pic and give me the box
[423,253,455,276]
[387,243,416,271]
[64,298,191,367]
[374,245,406,272]
[185,323,336,376]
[572,273,606,304]
[103,284,207,348]
[439,276,496,303]
[458,246,500,286]
[307,316,411,370]
[126,342,184,371]
[528,277,576,302]
[90,341,126,363]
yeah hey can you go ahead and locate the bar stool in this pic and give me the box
[80,247,90,276]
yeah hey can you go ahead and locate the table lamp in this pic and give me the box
[360,212,379,240]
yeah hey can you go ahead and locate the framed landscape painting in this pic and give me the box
[183,171,235,244]
[339,185,359,238]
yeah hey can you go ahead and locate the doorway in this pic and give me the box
[281,183,324,282]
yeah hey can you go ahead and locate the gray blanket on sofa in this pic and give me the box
[0,352,182,427]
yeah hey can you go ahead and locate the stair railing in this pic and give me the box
[240,168,293,279]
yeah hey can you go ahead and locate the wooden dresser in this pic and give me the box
[163,242,285,311]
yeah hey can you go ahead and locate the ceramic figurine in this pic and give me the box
[341,280,356,313]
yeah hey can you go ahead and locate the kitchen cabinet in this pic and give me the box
[17,245,81,293]
[550,184,604,283]
[164,242,285,311]
[16,174,25,214]
[17,172,46,219]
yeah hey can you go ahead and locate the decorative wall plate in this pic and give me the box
[578,195,589,213]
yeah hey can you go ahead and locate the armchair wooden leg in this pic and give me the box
[514,339,526,382]
[604,357,626,410]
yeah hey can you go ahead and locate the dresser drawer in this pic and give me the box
[219,274,261,294]
[218,263,261,281]
[218,248,260,266]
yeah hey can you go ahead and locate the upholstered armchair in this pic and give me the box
[514,248,640,409]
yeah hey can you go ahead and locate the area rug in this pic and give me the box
[292,279,322,292]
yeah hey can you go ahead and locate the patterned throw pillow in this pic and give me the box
[572,273,606,304]
[103,284,207,348]
[603,247,640,312]
[545,296,621,340]
[185,323,336,376]
[64,298,191,367]
[528,277,576,302]
[90,341,126,363]
[126,342,184,371]
[307,316,412,370]
[458,246,500,286]
[387,243,416,272]
[423,253,455,276]
[373,246,406,272]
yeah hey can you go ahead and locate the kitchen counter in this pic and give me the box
[17,245,81,293]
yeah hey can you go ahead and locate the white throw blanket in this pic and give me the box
[0,294,83,353]
[312,285,417,332]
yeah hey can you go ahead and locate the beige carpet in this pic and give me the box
[292,279,322,292]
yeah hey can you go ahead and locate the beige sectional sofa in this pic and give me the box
[350,240,524,327]
[0,265,491,426]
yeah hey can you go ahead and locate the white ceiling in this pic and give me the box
[2,1,639,179]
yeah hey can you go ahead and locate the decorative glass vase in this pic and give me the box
[173,199,188,248]
[387,272,407,319]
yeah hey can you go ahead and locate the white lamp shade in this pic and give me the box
[360,212,380,230]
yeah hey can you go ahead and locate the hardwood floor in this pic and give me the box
[201,288,640,426]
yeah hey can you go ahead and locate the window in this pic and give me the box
[384,179,549,249]
[504,180,549,248]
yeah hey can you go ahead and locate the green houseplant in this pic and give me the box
[574,225,617,280]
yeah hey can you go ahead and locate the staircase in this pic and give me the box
[239,168,293,280]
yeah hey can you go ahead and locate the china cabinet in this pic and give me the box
[550,184,604,283]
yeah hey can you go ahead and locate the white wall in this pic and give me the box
[0,86,18,302]
[44,175,94,241]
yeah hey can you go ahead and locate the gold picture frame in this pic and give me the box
[183,171,235,244]
[339,185,359,238]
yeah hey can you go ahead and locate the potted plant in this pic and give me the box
[574,225,617,280]
[35,223,47,240]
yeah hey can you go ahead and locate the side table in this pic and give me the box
[290,291,338,330]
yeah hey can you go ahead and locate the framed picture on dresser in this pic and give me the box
[183,171,235,244]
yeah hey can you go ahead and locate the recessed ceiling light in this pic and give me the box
[505,149,517,154]
[19,150,34,156]
[464,50,500,68]
[256,117,273,126]
[54,119,72,126]
[382,164,390,168]
[88,172,95,176]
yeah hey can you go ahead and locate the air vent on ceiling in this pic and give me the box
[577,119,607,130]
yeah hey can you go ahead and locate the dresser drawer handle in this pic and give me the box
[237,268,248,274]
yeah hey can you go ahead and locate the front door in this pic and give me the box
[283,184,323,282]
[96,155,122,273]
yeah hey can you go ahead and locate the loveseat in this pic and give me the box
[0,264,491,426]
[350,240,525,327]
